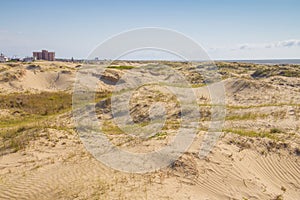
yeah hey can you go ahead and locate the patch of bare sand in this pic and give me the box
[0,127,299,199]
[0,62,77,93]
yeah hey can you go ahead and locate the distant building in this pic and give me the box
[23,57,35,62]
[0,53,9,62]
[10,57,21,62]
[33,50,55,61]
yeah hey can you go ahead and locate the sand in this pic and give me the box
[0,61,299,199]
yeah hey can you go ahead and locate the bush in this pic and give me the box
[270,128,282,133]
[251,68,272,78]
[295,148,300,156]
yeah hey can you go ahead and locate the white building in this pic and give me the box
[0,53,9,62]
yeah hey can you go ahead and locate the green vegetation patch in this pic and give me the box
[1,126,38,153]
[0,92,72,116]
[226,103,300,109]
[107,65,135,70]
[226,113,267,121]
[224,128,279,140]
[101,120,123,135]
[0,92,73,154]
[251,66,300,78]
[149,131,168,140]
[1,123,73,154]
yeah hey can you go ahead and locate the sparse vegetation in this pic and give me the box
[1,126,37,153]
[224,128,278,140]
[0,92,72,116]
[251,66,300,79]
[273,194,284,200]
[1,61,300,199]
[226,113,267,121]
[0,92,73,153]
[251,68,272,78]
[107,65,135,70]
[149,131,168,140]
[101,120,123,135]
[26,64,41,70]
[226,103,300,110]
[270,128,282,134]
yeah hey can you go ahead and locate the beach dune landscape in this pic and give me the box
[0,60,299,199]
[1,1,300,199]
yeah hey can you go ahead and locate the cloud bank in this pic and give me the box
[273,39,300,48]
[237,39,300,50]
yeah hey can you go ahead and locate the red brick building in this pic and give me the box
[33,50,55,61]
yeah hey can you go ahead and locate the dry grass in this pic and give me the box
[0,92,73,154]
[0,92,72,115]
[223,128,279,140]
[225,113,267,121]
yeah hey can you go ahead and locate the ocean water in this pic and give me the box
[222,59,300,65]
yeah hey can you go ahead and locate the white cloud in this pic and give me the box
[273,39,300,48]
[239,44,251,50]
[206,39,300,59]
[236,39,300,51]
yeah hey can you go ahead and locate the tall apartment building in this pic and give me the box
[33,50,55,61]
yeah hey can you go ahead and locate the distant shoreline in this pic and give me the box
[3,58,300,65]
[220,59,300,65]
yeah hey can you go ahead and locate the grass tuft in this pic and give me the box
[107,65,135,70]
[224,128,278,140]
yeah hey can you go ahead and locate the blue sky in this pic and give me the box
[0,0,299,60]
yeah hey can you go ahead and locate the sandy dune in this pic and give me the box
[0,61,299,199]
[0,130,299,199]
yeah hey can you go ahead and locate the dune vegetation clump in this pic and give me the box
[0,91,73,154]
[0,92,72,116]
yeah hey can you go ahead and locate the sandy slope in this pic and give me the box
[0,130,299,199]
[0,61,300,199]
[0,61,77,93]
